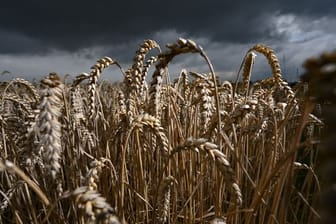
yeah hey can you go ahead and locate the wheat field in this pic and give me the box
[0,38,333,223]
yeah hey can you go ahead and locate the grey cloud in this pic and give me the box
[0,50,127,82]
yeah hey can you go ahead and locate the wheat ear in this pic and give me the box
[36,73,64,178]
[155,176,176,223]
[149,38,200,118]
[63,186,120,224]
[249,44,296,103]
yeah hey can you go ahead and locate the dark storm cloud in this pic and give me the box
[0,0,334,54]
[0,29,46,54]
[0,0,335,81]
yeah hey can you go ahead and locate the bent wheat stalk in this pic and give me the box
[171,137,242,206]
[0,160,50,206]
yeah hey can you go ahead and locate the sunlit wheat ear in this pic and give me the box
[149,38,201,118]
[249,44,296,103]
[70,86,86,128]
[220,81,234,110]
[1,79,38,113]
[156,176,176,223]
[117,90,126,115]
[68,79,90,142]
[140,56,157,97]
[2,78,40,103]
[64,186,120,224]
[123,40,160,124]
[73,57,123,120]
[171,138,242,206]
[1,93,34,149]
[177,69,190,126]
[196,79,213,133]
[241,51,257,97]
[130,113,169,156]
[249,44,282,84]
[210,217,227,224]
[86,158,108,191]
[20,107,40,166]
[2,93,33,116]
[0,79,37,137]
[72,72,90,87]
[125,39,160,94]
[88,57,117,120]
[180,68,190,99]
[188,72,215,134]
[36,73,64,179]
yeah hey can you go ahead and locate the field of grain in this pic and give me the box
[0,38,334,224]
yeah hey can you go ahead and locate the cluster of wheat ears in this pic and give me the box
[0,38,331,223]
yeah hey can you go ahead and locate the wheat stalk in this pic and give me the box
[171,137,242,206]
[0,160,50,206]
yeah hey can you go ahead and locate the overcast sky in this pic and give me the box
[0,0,335,82]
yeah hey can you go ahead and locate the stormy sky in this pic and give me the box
[0,0,335,82]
